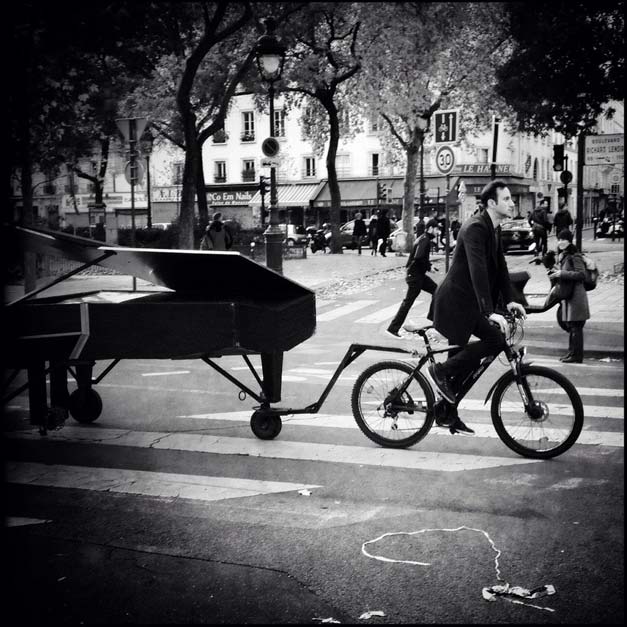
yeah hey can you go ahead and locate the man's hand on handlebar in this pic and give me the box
[488,312,509,335]
[506,301,527,320]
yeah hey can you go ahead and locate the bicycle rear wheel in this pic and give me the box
[491,365,584,459]
[351,360,435,448]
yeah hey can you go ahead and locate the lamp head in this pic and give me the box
[255,18,286,82]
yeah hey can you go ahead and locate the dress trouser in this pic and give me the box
[440,315,507,380]
[388,275,437,334]
[568,321,585,359]
[533,227,548,255]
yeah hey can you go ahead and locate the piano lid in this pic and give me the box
[16,225,314,300]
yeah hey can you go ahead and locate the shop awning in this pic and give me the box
[456,175,533,196]
[249,182,322,207]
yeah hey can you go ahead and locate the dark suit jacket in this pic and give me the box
[430,211,514,345]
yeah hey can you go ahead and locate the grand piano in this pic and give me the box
[4,226,316,437]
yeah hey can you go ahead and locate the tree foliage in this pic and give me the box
[495,1,624,136]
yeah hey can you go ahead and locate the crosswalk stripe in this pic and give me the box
[6,461,320,502]
[174,411,623,448]
[317,300,377,322]
[8,427,541,472]
[356,303,416,324]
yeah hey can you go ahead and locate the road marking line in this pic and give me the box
[141,371,190,377]
[8,428,540,471]
[6,461,321,503]
[172,411,623,447]
[356,304,416,324]
[317,300,377,322]
[5,516,52,527]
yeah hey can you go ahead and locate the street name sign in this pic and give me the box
[435,145,456,175]
[261,158,280,168]
[584,133,624,165]
[434,109,459,144]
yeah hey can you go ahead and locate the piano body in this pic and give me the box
[4,226,316,436]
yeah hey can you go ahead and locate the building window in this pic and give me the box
[479,148,489,163]
[212,128,228,144]
[611,184,620,194]
[274,110,286,137]
[43,182,57,195]
[172,162,184,185]
[533,158,539,180]
[370,153,380,176]
[303,157,316,178]
[242,159,256,182]
[241,111,255,142]
[369,114,382,133]
[214,161,227,183]
[337,154,351,178]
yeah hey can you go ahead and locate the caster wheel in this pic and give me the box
[250,411,282,440]
[69,388,103,423]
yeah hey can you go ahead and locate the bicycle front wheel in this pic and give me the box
[491,365,584,459]
[351,360,435,448]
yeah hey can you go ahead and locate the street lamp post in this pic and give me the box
[255,18,286,274]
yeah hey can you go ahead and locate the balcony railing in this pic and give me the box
[214,175,227,183]
[43,184,57,195]
[241,170,256,182]
[212,131,228,143]
[240,132,255,142]
[368,166,380,177]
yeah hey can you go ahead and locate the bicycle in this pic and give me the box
[350,312,584,459]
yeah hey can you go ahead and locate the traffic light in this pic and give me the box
[552,144,565,172]
[376,182,387,203]
[259,176,268,196]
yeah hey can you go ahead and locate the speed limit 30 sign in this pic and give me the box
[435,145,456,175]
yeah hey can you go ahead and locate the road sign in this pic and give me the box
[584,133,624,165]
[434,109,459,144]
[435,145,456,175]
[261,137,280,158]
[560,170,573,185]
[116,118,148,144]
[125,160,145,185]
[261,158,280,168]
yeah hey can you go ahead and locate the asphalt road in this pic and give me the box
[4,259,624,624]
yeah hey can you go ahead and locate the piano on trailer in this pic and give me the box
[3,226,316,437]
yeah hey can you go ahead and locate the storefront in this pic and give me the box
[248,182,322,227]
[206,183,258,228]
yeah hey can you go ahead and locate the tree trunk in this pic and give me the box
[177,102,199,250]
[94,138,110,208]
[195,140,209,227]
[402,134,421,254]
[325,99,343,254]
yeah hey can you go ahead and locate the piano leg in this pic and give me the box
[260,351,283,403]
[27,362,48,428]
[49,361,70,412]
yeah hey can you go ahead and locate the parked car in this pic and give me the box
[500,218,535,253]
[278,223,308,247]
[388,217,421,252]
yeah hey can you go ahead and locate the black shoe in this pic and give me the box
[561,355,583,363]
[384,329,401,339]
[449,417,475,435]
[559,353,573,362]
[427,363,456,404]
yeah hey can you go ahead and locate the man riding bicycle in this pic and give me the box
[428,180,527,434]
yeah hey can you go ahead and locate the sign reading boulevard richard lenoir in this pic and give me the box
[584,134,624,166]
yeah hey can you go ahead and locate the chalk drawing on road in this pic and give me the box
[361,525,556,612]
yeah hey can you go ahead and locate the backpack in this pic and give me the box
[578,253,599,291]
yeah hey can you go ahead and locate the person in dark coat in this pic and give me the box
[427,180,526,433]
[375,208,392,257]
[352,212,367,254]
[548,229,590,363]
[552,201,574,234]
[385,222,438,338]
[530,201,550,257]
[368,215,378,256]
[200,212,233,251]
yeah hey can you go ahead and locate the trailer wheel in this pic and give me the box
[69,388,103,423]
[250,411,282,440]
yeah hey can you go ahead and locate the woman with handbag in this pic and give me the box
[548,229,590,363]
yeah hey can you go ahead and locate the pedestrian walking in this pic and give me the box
[385,221,439,338]
[530,201,550,257]
[553,201,574,234]
[426,211,440,252]
[548,229,590,363]
[200,212,233,251]
[375,208,392,257]
[368,214,378,255]
[352,212,367,254]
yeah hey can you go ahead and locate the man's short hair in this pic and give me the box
[480,180,508,207]
[213,212,222,221]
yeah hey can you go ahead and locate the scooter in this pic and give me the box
[309,227,332,253]
[595,216,624,239]
[509,250,568,331]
